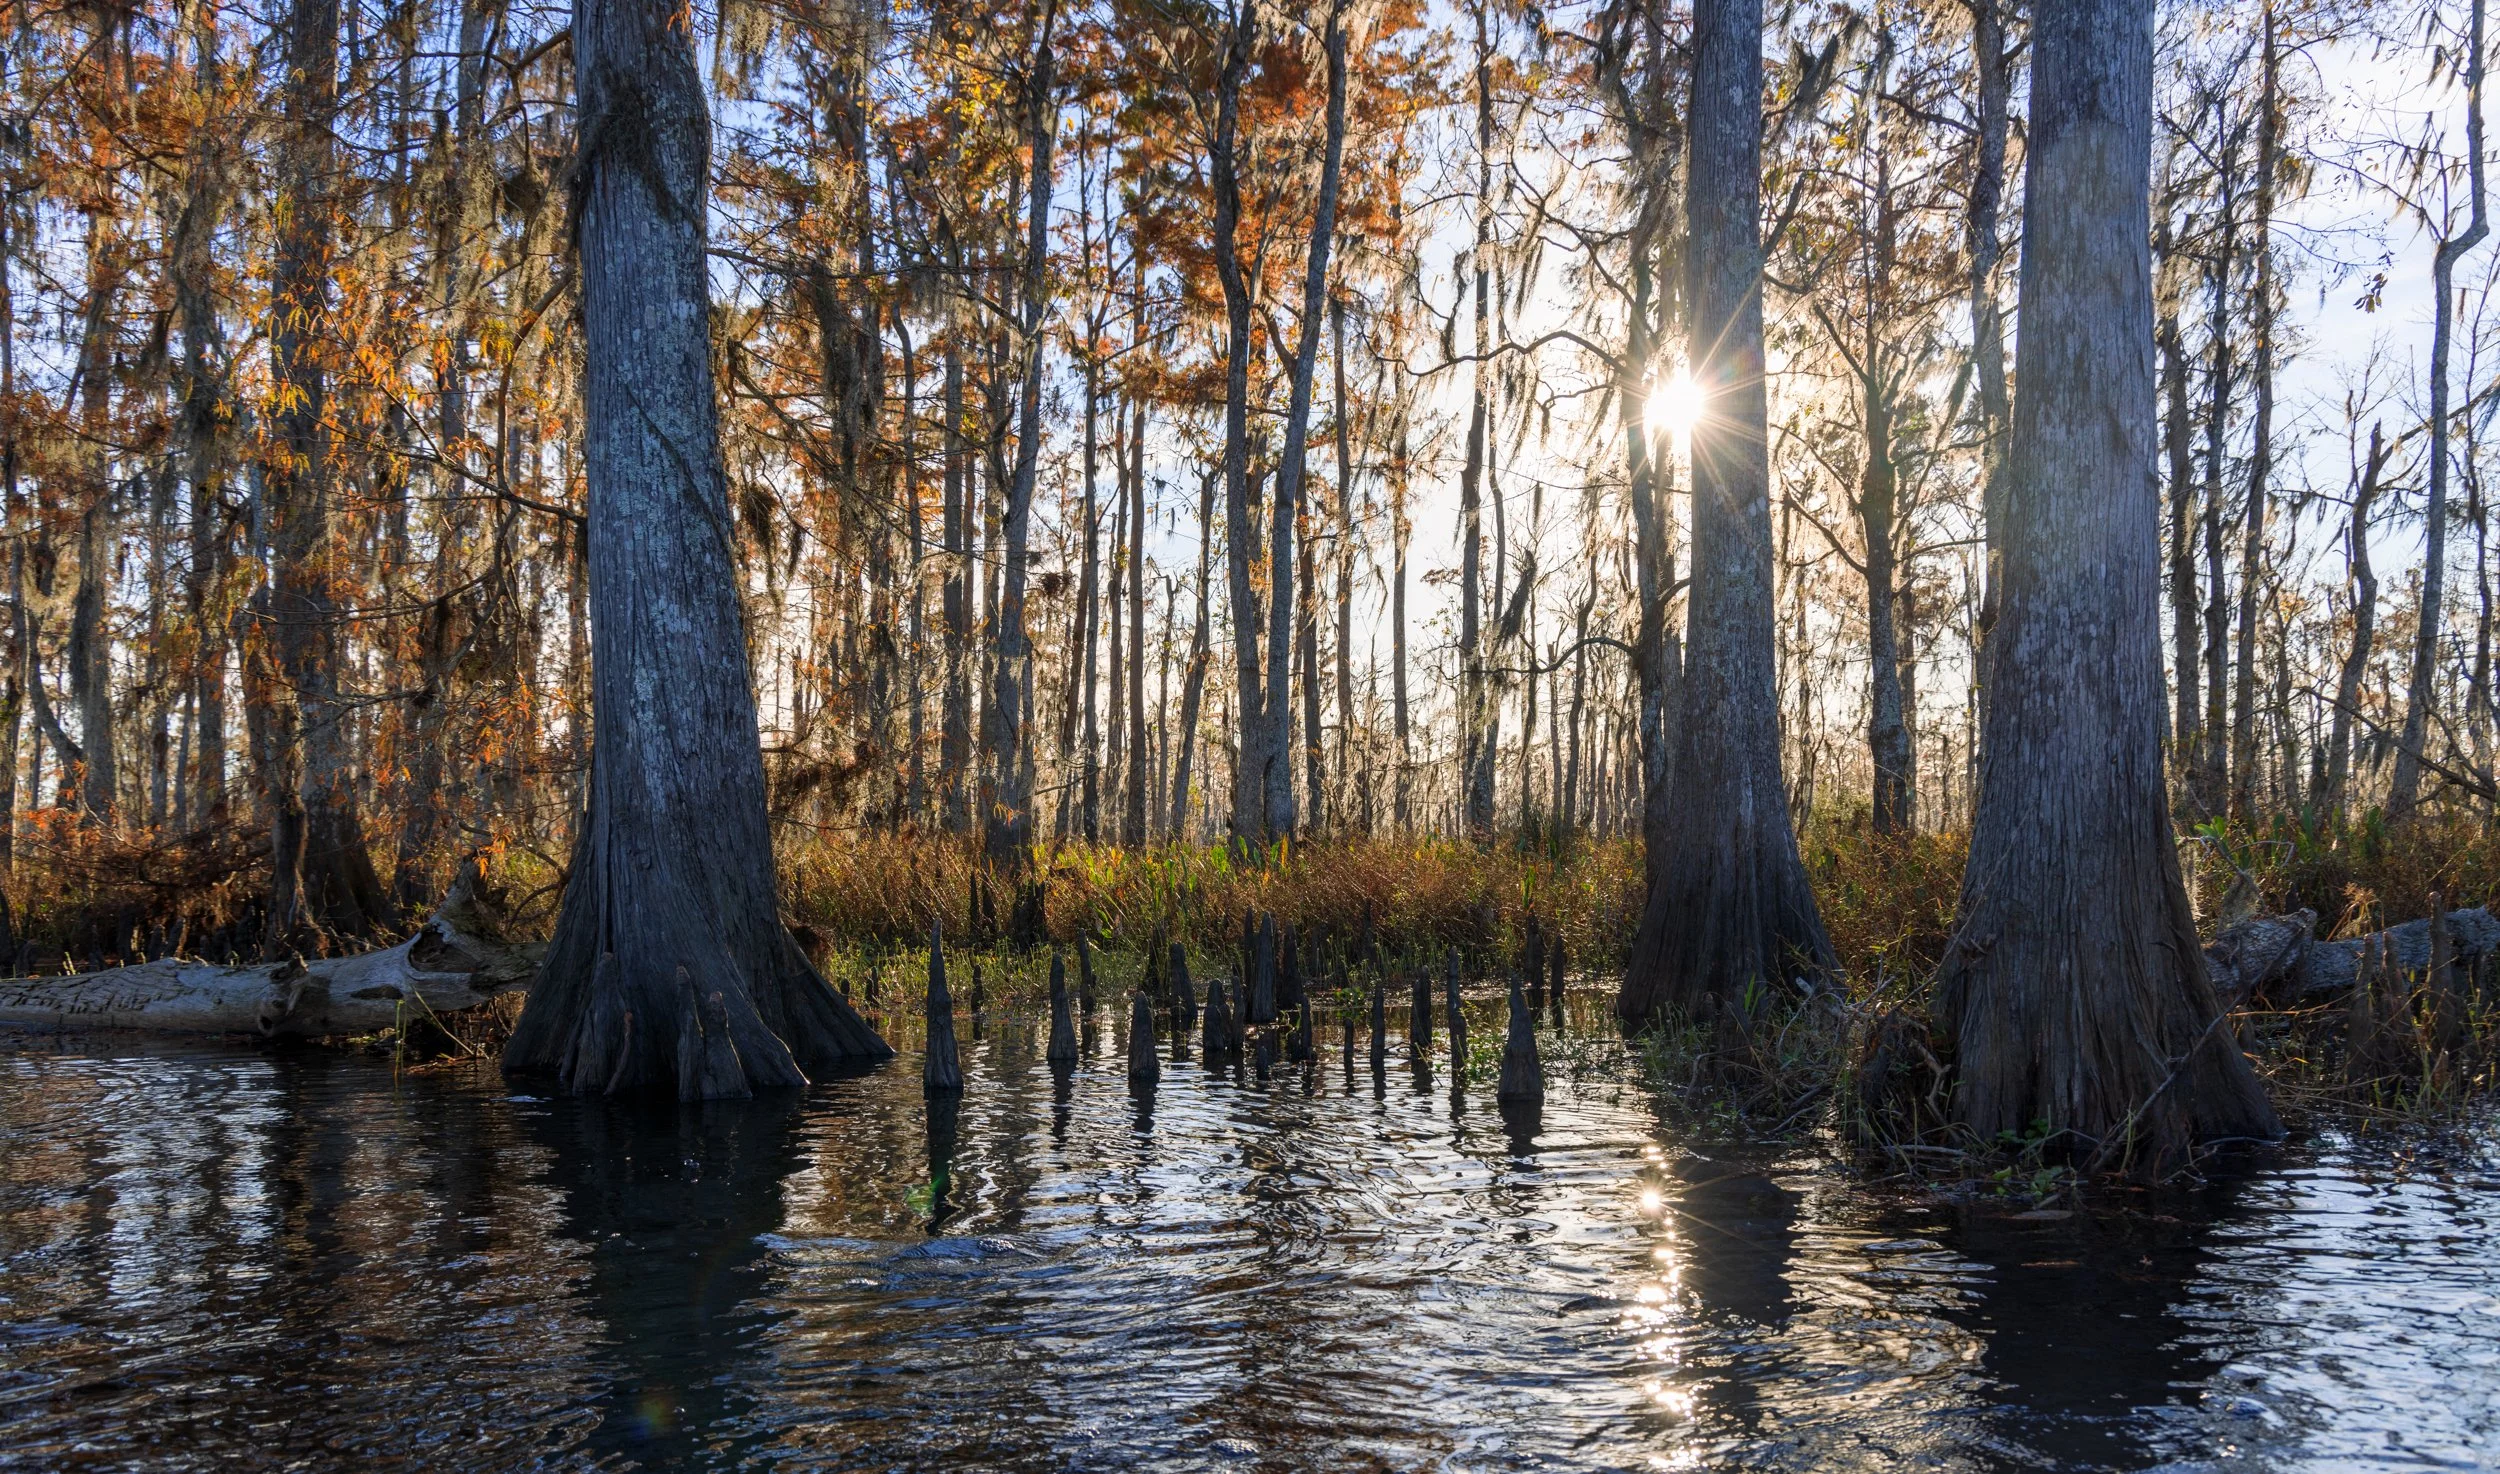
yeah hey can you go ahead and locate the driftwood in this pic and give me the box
[0,866,541,1038]
[2205,905,2500,1007]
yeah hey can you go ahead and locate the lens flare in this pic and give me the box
[1648,369,1706,444]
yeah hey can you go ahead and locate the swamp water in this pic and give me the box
[0,1015,2494,1472]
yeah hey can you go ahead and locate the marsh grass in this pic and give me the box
[11,811,2500,1165]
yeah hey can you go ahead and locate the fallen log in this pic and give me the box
[2206,905,2500,1007]
[0,866,541,1038]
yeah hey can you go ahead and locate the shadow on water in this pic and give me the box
[0,1026,2495,1471]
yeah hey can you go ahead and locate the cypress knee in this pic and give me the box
[1170,941,1197,1027]
[1127,989,1160,1086]
[1202,972,1233,1061]
[1497,970,1544,1104]
[1047,952,1078,1066]
[1248,913,1278,1023]
[1444,952,1467,1075]
[1289,993,1314,1063]
[1369,973,1387,1070]
[1078,932,1099,1015]
[925,919,963,1095]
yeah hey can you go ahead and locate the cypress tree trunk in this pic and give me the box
[1124,394,1150,845]
[1458,1,1497,837]
[2230,12,2279,821]
[1620,0,1834,1025]
[266,0,394,948]
[942,345,972,832]
[2197,151,2236,816]
[1212,3,1270,845]
[1171,467,1215,837]
[1934,0,2277,1164]
[503,0,888,1097]
[1861,362,1912,835]
[2156,200,2199,781]
[986,1,1058,873]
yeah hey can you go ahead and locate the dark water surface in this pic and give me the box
[1,1017,2495,1472]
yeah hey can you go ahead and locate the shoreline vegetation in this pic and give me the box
[3,810,2495,1198]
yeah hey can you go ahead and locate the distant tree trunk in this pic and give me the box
[985,1,1059,873]
[1171,467,1216,837]
[1105,484,1127,834]
[264,0,394,950]
[1123,394,1150,844]
[169,33,232,830]
[2230,10,2279,822]
[1297,501,1324,831]
[2323,425,2389,821]
[1259,1,1349,844]
[1212,3,1270,846]
[1624,242,1680,894]
[1934,0,2278,1164]
[1966,0,2013,731]
[1390,403,1414,831]
[2157,202,2199,789]
[2198,122,2238,816]
[2392,0,2489,815]
[1459,0,1497,837]
[1077,337,1102,843]
[0,241,16,874]
[898,320,926,820]
[1330,295,1358,833]
[504,0,887,1097]
[69,215,118,822]
[1862,366,1912,835]
[941,344,971,832]
[1621,0,1834,1025]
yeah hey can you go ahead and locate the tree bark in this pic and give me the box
[1933,0,2278,1164]
[503,0,887,1097]
[1621,0,1835,1025]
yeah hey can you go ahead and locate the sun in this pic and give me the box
[1648,369,1706,446]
